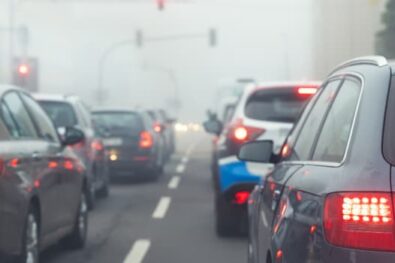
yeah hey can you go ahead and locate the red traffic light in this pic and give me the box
[157,0,164,10]
[18,64,30,76]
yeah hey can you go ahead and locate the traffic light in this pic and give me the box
[209,28,217,47]
[13,57,39,91]
[156,0,164,10]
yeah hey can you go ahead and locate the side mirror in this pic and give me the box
[203,119,223,135]
[62,127,85,146]
[238,140,274,163]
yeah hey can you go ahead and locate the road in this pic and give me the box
[42,131,246,263]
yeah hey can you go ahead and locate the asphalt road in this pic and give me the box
[41,131,246,263]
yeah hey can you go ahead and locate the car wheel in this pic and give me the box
[19,208,39,263]
[215,197,237,237]
[97,181,109,198]
[62,192,88,249]
[86,183,96,210]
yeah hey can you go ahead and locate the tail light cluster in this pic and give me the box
[91,139,104,151]
[233,191,250,205]
[153,122,162,133]
[324,192,395,251]
[139,131,153,149]
[227,119,265,144]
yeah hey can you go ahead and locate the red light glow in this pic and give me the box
[233,127,248,141]
[48,161,58,169]
[63,160,74,170]
[324,192,395,251]
[8,158,20,168]
[18,64,30,76]
[91,140,104,151]
[233,191,250,205]
[275,249,283,261]
[139,131,154,149]
[297,87,317,95]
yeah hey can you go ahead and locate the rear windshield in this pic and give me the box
[39,101,78,128]
[92,111,143,134]
[244,88,311,123]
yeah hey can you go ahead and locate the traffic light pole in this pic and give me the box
[97,29,217,105]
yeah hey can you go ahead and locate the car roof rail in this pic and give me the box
[330,56,388,75]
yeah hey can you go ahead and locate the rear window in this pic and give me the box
[92,111,143,134]
[39,101,78,128]
[244,88,311,123]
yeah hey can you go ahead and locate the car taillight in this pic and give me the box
[233,191,250,205]
[91,140,104,151]
[324,192,395,251]
[153,122,162,133]
[228,119,265,143]
[139,131,153,149]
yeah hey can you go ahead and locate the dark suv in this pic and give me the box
[0,86,88,263]
[92,108,165,180]
[241,56,395,263]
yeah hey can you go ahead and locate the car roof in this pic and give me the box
[254,81,322,90]
[91,107,140,113]
[33,93,81,104]
[0,84,28,96]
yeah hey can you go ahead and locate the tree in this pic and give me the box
[377,0,395,58]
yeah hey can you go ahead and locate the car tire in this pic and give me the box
[86,183,95,210]
[215,197,237,237]
[97,181,109,198]
[62,191,88,250]
[18,207,39,263]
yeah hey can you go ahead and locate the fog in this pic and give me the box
[0,0,384,120]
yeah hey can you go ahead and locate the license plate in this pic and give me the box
[103,138,123,146]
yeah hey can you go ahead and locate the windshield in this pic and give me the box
[92,111,143,135]
[244,88,310,123]
[39,101,78,128]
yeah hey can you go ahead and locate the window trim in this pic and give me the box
[283,72,364,168]
[19,91,61,144]
[1,90,40,140]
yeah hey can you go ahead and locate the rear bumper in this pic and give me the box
[108,159,154,176]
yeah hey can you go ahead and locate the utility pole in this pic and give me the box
[8,0,16,82]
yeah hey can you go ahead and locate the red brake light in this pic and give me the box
[153,122,162,133]
[324,192,395,251]
[63,160,74,170]
[91,140,104,151]
[297,87,317,96]
[228,119,265,143]
[139,131,153,149]
[233,191,250,205]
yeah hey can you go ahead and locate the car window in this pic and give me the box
[21,94,59,143]
[39,101,78,128]
[312,78,361,162]
[2,92,38,139]
[292,80,341,161]
[244,88,312,123]
[0,103,16,138]
[92,111,144,135]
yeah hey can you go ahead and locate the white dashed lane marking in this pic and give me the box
[168,176,181,189]
[123,239,151,263]
[152,196,171,219]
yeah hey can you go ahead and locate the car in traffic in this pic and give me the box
[0,86,88,263]
[146,109,176,159]
[92,108,166,180]
[34,94,110,209]
[204,81,320,236]
[241,56,395,263]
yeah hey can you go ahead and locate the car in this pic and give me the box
[204,81,320,236]
[91,108,165,180]
[242,56,395,263]
[34,94,110,209]
[0,86,88,263]
[146,109,176,158]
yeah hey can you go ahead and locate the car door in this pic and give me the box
[1,91,63,236]
[21,94,80,227]
[256,79,343,262]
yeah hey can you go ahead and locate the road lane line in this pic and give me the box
[181,156,189,164]
[176,164,185,174]
[152,196,171,219]
[168,176,180,189]
[123,239,151,263]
